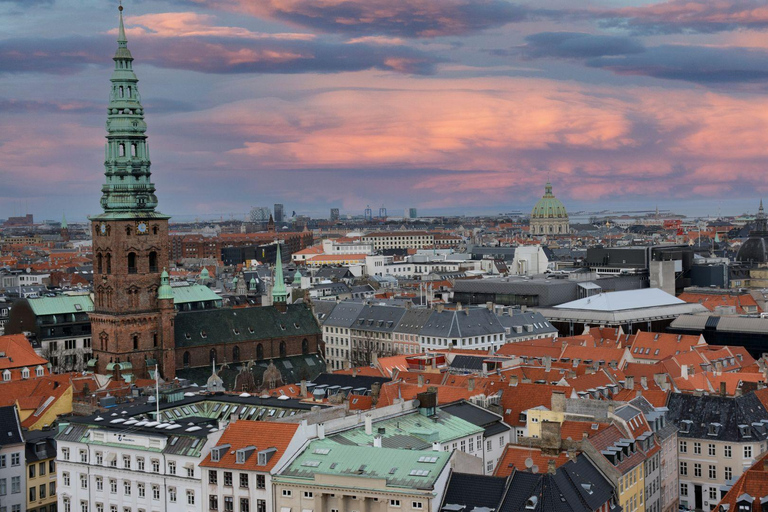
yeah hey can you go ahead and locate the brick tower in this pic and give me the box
[89,5,175,381]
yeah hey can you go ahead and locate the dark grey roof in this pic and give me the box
[497,310,558,339]
[442,472,508,511]
[395,308,434,334]
[0,405,24,446]
[322,302,367,328]
[312,373,390,391]
[25,429,57,462]
[174,304,320,348]
[313,283,351,294]
[501,455,618,512]
[440,401,510,438]
[314,267,354,280]
[667,392,768,442]
[312,300,338,322]
[470,246,517,261]
[420,308,505,338]
[454,278,579,307]
[449,355,486,371]
[352,305,407,333]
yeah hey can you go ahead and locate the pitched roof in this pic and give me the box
[442,472,508,510]
[25,294,93,316]
[495,445,570,477]
[715,451,768,512]
[200,421,300,472]
[0,334,49,371]
[499,383,573,427]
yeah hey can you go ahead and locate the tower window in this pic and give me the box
[119,144,125,157]
[128,252,137,273]
[153,333,158,347]
[127,86,132,98]
[133,335,139,350]
[149,251,158,272]
[131,144,137,157]
[97,253,103,274]
[119,86,124,98]
[106,253,112,274]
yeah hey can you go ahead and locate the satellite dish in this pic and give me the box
[531,465,539,473]
[525,458,533,469]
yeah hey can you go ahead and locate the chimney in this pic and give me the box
[681,364,689,380]
[418,374,424,387]
[468,378,475,392]
[624,376,634,390]
[551,391,565,413]
[352,367,358,378]
[300,380,307,398]
[364,414,373,435]
[718,381,727,396]
[318,423,325,439]
[735,387,743,397]
[437,304,444,313]
[653,373,667,391]
[640,376,648,389]
[544,356,552,372]
[486,302,494,311]
[372,352,378,367]
[373,435,382,448]
[547,460,556,475]
[432,442,440,452]
[509,375,519,387]
[457,302,463,311]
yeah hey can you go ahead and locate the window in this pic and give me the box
[95,477,103,491]
[96,452,103,465]
[96,504,103,512]
[486,440,492,451]
[390,500,401,507]
[152,485,160,501]
[123,456,131,469]
[81,501,88,512]
[110,479,117,494]
[80,474,88,489]
[224,472,233,487]
[725,467,733,480]
[187,466,194,478]
[138,483,145,497]
[64,498,71,512]
[210,496,218,511]
[693,442,701,455]
[709,444,716,456]
[168,461,176,475]
[694,463,702,478]
[680,462,687,476]
[745,446,753,459]
[187,490,195,505]
[0,478,5,495]
[152,459,160,473]
[412,502,423,510]
[123,481,131,495]
[62,448,70,461]
[709,465,716,479]
[240,474,248,488]
[30,487,36,502]
[63,473,70,487]
[0,455,4,468]
[679,441,687,453]
[240,499,249,512]
[137,458,145,471]
[169,488,177,503]
[29,464,36,478]
[304,492,314,499]
[282,490,292,497]
[256,475,265,489]
[710,488,718,501]
[224,497,233,512]
[209,471,218,485]
[39,483,46,499]
[10,476,20,494]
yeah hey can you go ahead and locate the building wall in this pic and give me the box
[27,456,57,512]
[660,433,679,512]
[176,333,321,370]
[0,442,27,512]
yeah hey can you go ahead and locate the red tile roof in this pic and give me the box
[494,445,570,477]
[200,421,300,472]
[498,383,573,427]
[715,451,768,512]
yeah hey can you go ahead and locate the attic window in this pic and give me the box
[233,329,240,335]
[201,331,207,339]
[740,425,752,438]
[301,460,321,467]
[525,496,538,510]
[74,304,82,311]
[294,323,300,329]
[417,456,438,463]
[680,420,692,434]
[184,333,191,340]
[248,327,254,334]
[313,448,330,455]
[409,469,430,476]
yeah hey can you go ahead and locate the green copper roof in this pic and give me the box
[292,269,302,284]
[272,243,287,303]
[531,181,568,219]
[158,269,174,300]
[277,439,451,491]
[92,5,169,221]
[27,294,94,316]
[329,410,482,449]
[171,283,222,305]
[61,213,67,229]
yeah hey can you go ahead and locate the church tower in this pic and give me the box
[60,213,70,242]
[89,6,176,380]
[271,243,288,310]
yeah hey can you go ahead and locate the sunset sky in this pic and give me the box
[2,0,768,221]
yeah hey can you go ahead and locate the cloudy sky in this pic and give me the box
[2,0,768,221]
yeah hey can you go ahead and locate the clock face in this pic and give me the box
[99,223,107,235]
[136,221,148,235]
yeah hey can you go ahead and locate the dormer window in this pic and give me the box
[210,444,231,463]
[525,496,538,510]
[740,425,752,438]
[235,446,256,464]
[680,420,692,434]
[2,369,10,382]
[35,366,44,377]
[21,368,29,379]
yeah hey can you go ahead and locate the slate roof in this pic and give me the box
[174,304,320,348]
[25,428,57,462]
[320,301,366,328]
[420,308,505,338]
[450,355,487,372]
[500,454,618,512]
[395,308,434,334]
[442,472,508,511]
[176,354,326,388]
[0,405,23,446]
[667,392,768,442]
[440,401,510,439]
[314,267,354,280]
[497,310,558,339]
[352,305,407,333]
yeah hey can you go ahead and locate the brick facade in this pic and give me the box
[176,333,321,370]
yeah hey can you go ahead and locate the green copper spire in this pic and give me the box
[292,269,302,285]
[94,4,168,220]
[272,243,287,303]
[158,268,174,300]
[61,213,67,229]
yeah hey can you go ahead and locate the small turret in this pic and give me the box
[158,268,174,300]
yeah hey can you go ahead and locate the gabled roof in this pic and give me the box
[716,451,768,512]
[0,334,49,371]
[495,445,570,477]
[442,472,508,511]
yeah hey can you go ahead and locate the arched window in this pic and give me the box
[233,346,240,363]
[97,253,103,274]
[279,341,287,359]
[132,335,139,350]
[152,225,158,235]
[119,143,125,157]
[127,86,132,98]
[126,226,132,235]
[301,339,309,355]
[131,144,137,157]
[119,86,124,98]
[183,351,190,368]
[256,344,263,361]
[106,253,112,274]
[128,252,137,273]
[210,348,217,364]
[149,251,158,272]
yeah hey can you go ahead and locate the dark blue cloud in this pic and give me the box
[520,32,645,59]
[0,34,440,75]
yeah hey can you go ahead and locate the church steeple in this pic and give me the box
[272,242,288,305]
[95,4,167,219]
